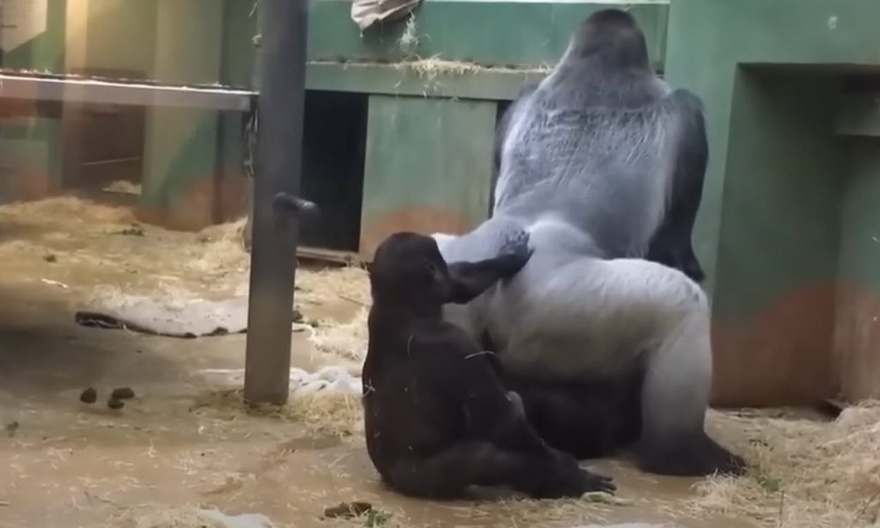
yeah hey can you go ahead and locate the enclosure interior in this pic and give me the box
[1,0,257,231]
[488,97,515,213]
[298,90,367,253]
[712,66,880,406]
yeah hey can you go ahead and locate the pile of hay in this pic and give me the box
[684,403,880,527]
[0,195,138,227]
[190,388,364,439]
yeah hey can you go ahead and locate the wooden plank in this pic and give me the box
[0,72,254,112]
[306,61,546,102]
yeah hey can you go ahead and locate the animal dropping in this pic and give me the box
[79,387,98,404]
[111,387,135,400]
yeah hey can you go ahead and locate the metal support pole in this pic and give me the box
[243,0,310,405]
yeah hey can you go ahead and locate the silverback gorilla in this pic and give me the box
[490,37,705,282]
[432,9,746,477]
[362,231,616,499]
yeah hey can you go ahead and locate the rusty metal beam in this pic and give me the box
[243,0,310,405]
[0,73,254,111]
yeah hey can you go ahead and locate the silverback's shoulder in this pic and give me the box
[667,88,706,115]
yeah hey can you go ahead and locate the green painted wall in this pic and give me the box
[715,71,844,321]
[838,141,880,292]
[309,0,668,69]
[360,95,496,257]
[666,0,880,305]
[834,139,880,400]
[665,0,880,406]
[83,0,157,73]
[141,0,226,229]
[0,0,66,202]
[0,0,253,228]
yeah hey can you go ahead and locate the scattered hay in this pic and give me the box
[683,403,880,527]
[394,56,491,81]
[297,265,369,306]
[103,180,142,195]
[423,495,623,528]
[396,14,419,54]
[285,389,364,438]
[309,58,552,85]
[191,388,363,439]
[306,306,369,364]
[0,196,137,226]
[189,217,250,274]
[296,265,370,365]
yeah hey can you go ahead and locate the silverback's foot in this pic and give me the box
[636,432,747,477]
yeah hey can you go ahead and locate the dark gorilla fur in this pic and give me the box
[432,8,746,477]
[362,231,616,499]
[483,349,645,460]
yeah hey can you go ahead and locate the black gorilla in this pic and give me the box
[362,231,616,499]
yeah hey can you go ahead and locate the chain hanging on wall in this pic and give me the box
[242,0,262,180]
[242,95,259,179]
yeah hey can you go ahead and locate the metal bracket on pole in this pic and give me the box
[273,192,318,216]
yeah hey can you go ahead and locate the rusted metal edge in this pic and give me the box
[0,73,254,112]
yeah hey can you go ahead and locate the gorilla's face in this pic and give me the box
[370,232,455,307]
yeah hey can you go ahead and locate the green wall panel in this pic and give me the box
[714,71,844,320]
[83,0,157,74]
[360,95,496,258]
[666,0,880,305]
[835,140,880,400]
[0,0,66,197]
[141,0,227,228]
[309,0,668,69]
[838,142,880,292]
[664,0,880,405]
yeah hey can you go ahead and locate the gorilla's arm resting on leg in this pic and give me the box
[446,253,533,305]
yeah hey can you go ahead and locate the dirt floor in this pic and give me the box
[0,195,875,528]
